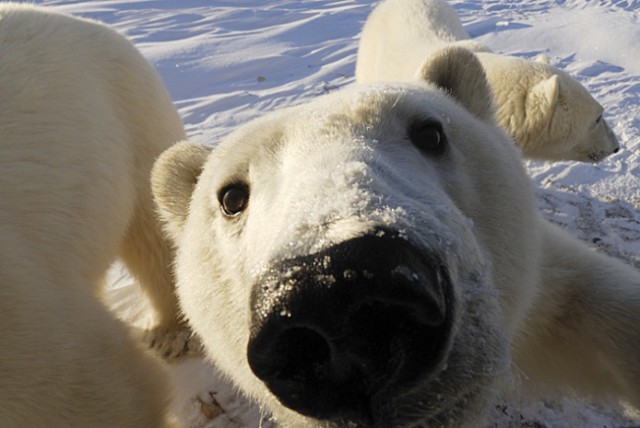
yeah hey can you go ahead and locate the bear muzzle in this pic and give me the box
[247,230,455,426]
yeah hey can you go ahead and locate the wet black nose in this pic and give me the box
[247,232,454,425]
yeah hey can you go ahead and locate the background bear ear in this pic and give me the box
[525,74,560,122]
[534,54,551,64]
[415,46,496,123]
[151,141,210,240]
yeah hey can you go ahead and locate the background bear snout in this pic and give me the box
[247,232,455,425]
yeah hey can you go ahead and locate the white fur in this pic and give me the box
[355,0,620,162]
[0,4,188,427]
[154,49,640,427]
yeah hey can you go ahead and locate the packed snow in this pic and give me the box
[26,0,640,426]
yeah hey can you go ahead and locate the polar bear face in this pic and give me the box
[154,49,540,427]
[476,53,620,162]
[543,68,620,162]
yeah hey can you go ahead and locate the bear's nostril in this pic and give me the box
[248,322,371,423]
[269,326,332,385]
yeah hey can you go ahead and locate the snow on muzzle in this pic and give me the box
[247,230,455,426]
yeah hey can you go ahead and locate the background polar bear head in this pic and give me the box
[474,52,619,162]
[153,47,540,427]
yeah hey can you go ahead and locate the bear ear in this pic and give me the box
[151,141,210,240]
[534,54,551,64]
[524,74,560,125]
[415,46,496,123]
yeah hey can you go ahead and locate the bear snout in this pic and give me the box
[247,232,455,425]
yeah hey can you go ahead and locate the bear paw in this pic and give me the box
[144,326,204,361]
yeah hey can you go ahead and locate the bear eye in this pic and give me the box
[409,120,447,156]
[219,184,249,217]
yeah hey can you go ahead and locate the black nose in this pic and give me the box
[247,232,454,425]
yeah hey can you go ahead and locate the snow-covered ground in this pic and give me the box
[28,0,640,426]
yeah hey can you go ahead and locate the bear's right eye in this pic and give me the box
[219,184,249,217]
[593,114,603,128]
[409,120,447,156]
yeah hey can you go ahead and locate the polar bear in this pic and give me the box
[153,47,640,427]
[355,0,620,162]
[0,4,192,427]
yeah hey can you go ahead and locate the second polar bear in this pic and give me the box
[153,47,640,427]
[355,0,619,162]
[0,4,192,427]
